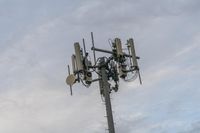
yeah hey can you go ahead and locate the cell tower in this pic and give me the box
[66,32,142,133]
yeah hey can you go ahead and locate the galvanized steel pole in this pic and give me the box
[99,58,115,133]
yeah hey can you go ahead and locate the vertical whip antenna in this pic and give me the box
[138,70,142,85]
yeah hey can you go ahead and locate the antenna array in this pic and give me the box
[66,32,142,133]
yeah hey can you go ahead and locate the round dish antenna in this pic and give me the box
[66,74,76,86]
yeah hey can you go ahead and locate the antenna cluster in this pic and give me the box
[66,32,142,133]
[66,32,142,95]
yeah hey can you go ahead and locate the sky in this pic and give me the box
[0,0,200,132]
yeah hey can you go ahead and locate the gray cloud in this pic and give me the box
[0,0,200,133]
[179,121,200,133]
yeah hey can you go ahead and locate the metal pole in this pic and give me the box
[92,47,139,58]
[99,58,115,133]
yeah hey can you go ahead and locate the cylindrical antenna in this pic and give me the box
[127,40,133,67]
[114,38,123,58]
[74,42,83,71]
[91,32,97,63]
[129,38,138,67]
[82,38,87,56]
[68,65,70,74]
[67,65,73,95]
[83,38,90,71]
[71,54,76,74]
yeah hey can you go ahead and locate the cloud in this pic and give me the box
[0,0,200,133]
[179,121,200,133]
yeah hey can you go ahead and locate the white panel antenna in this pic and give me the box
[128,38,138,67]
[71,54,77,73]
[74,42,83,71]
[114,38,123,57]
